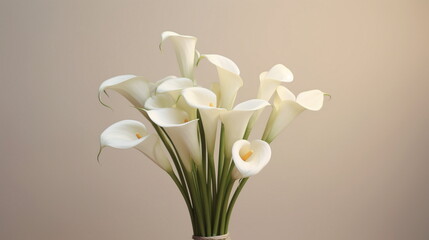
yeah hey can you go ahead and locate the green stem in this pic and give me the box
[186,168,205,236]
[217,125,225,186]
[157,124,203,236]
[225,178,249,233]
[197,166,212,236]
[220,178,235,234]
[208,153,217,216]
[168,172,196,233]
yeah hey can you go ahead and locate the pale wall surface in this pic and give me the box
[1,0,428,240]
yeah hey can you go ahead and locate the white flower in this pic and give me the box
[156,77,194,101]
[257,64,294,101]
[243,64,294,133]
[220,99,270,158]
[98,120,172,173]
[160,31,198,80]
[144,94,175,110]
[147,108,201,172]
[182,87,226,155]
[98,75,152,108]
[231,139,271,179]
[262,86,326,143]
[199,54,243,110]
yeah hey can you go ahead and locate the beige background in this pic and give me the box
[1,0,428,239]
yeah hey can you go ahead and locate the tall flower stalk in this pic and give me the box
[97,31,328,238]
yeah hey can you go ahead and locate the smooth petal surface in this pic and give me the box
[257,64,294,101]
[182,87,217,109]
[100,120,147,149]
[296,89,325,111]
[99,75,152,108]
[231,140,271,179]
[234,99,271,136]
[200,54,243,109]
[135,134,172,172]
[147,108,201,171]
[99,120,172,172]
[160,31,197,79]
[220,99,269,158]
[182,87,224,154]
[144,93,175,110]
[176,96,197,120]
[263,86,325,142]
[156,77,193,101]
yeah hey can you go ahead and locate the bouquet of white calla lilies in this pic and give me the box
[97,31,328,239]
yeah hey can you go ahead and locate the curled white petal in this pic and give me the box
[234,99,271,137]
[257,64,294,101]
[160,31,197,79]
[220,99,269,158]
[182,87,225,154]
[156,77,193,101]
[100,120,147,149]
[147,108,189,127]
[263,86,326,142]
[147,108,201,171]
[200,54,243,109]
[233,99,270,111]
[144,94,175,110]
[99,120,172,172]
[231,139,271,179]
[99,75,152,108]
[182,87,217,109]
[296,90,325,111]
[176,96,197,120]
[135,134,172,172]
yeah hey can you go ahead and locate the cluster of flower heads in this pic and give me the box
[98,31,326,179]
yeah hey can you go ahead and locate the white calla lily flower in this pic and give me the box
[98,75,152,108]
[160,31,197,79]
[263,86,326,143]
[99,120,172,173]
[231,139,271,180]
[257,64,294,101]
[220,99,270,158]
[243,64,294,133]
[199,54,243,110]
[156,77,194,101]
[144,93,175,110]
[182,87,226,155]
[147,108,201,172]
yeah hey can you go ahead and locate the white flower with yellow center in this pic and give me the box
[199,54,243,110]
[231,139,271,179]
[220,99,270,159]
[147,108,201,172]
[98,120,172,173]
[182,87,226,156]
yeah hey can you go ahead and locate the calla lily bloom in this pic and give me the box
[99,120,172,173]
[244,64,294,133]
[98,75,152,108]
[220,99,270,158]
[257,64,294,101]
[262,86,326,143]
[182,87,226,155]
[231,139,271,180]
[199,54,243,110]
[147,108,201,172]
[156,77,194,101]
[144,93,175,110]
[160,31,198,80]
